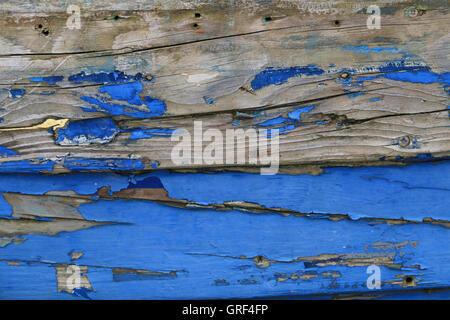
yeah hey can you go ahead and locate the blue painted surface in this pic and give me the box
[29,76,63,85]
[66,70,166,118]
[62,157,144,171]
[256,106,315,136]
[99,82,145,105]
[0,159,56,173]
[251,66,324,91]
[347,92,366,98]
[0,46,448,301]
[126,127,178,140]
[249,60,449,95]
[68,71,143,84]
[0,195,448,299]
[342,46,401,54]
[0,161,448,221]
[9,89,25,98]
[0,146,18,157]
[0,160,448,299]
[153,161,450,221]
[55,117,119,145]
[80,95,166,118]
[287,106,315,120]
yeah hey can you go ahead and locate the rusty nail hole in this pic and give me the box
[408,8,419,17]
[333,20,340,26]
[339,71,350,79]
[398,135,411,147]
[254,255,264,263]
[194,12,201,18]
[404,276,414,284]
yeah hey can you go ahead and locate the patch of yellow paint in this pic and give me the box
[0,118,69,131]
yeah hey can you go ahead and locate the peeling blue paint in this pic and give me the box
[126,127,178,140]
[73,287,93,300]
[342,46,401,54]
[288,106,315,120]
[0,159,55,173]
[251,65,324,91]
[127,176,164,189]
[62,158,145,171]
[155,161,450,222]
[80,95,166,118]
[0,146,18,157]
[0,182,448,298]
[204,98,215,104]
[76,73,166,118]
[400,153,450,163]
[29,76,63,85]
[347,92,366,98]
[151,161,160,169]
[9,89,25,98]
[357,69,450,93]
[68,71,143,84]
[257,116,291,127]
[99,82,144,106]
[55,118,119,145]
[256,106,314,136]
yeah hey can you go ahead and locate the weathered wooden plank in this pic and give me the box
[0,0,449,301]
[0,161,448,224]
[0,0,448,172]
[1,185,449,299]
[0,162,448,299]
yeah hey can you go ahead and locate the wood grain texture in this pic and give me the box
[0,0,449,300]
[0,0,448,172]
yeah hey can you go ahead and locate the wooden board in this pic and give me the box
[0,0,449,300]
